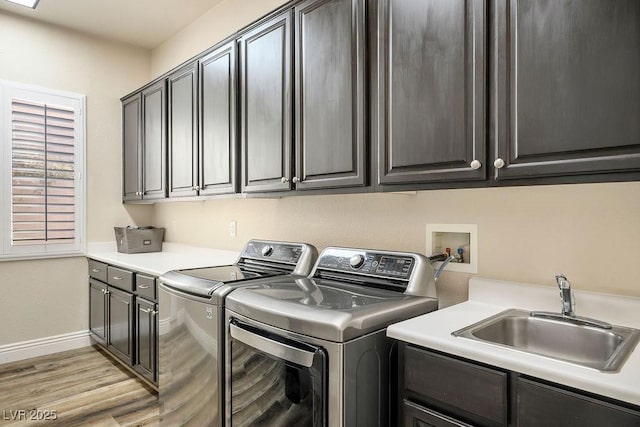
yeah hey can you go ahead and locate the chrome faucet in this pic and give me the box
[530,274,612,329]
[556,274,575,316]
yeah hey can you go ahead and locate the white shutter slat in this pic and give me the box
[10,98,76,245]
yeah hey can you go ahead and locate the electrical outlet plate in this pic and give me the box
[229,221,237,237]
[426,224,478,274]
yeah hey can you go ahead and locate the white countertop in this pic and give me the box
[387,277,640,406]
[86,242,240,276]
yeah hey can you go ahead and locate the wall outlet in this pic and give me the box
[229,221,237,237]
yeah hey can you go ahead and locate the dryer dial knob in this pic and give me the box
[349,254,365,269]
[261,245,273,257]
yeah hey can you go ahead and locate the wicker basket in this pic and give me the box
[114,226,165,254]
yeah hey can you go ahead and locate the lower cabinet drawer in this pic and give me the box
[404,346,508,427]
[136,274,156,301]
[517,377,640,427]
[107,266,134,292]
[88,259,108,282]
[403,400,472,427]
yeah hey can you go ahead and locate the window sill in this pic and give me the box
[0,250,86,263]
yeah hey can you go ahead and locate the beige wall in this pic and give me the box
[151,0,288,78]
[152,183,640,306]
[0,258,88,345]
[0,11,153,345]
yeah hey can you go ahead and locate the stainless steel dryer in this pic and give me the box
[225,247,440,427]
[157,240,317,427]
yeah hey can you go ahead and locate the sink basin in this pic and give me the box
[452,309,640,371]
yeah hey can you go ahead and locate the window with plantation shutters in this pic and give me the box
[1,80,85,260]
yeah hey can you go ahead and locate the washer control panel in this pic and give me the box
[316,248,415,280]
[242,240,303,264]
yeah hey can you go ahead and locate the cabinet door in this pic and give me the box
[240,12,292,193]
[517,377,640,426]
[294,0,367,190]
[492,0,640,179]
[107,286,134,364]
[403,400,473,427]
[89,279,107,345]
[142,80,167,200]
[122,93,142,201]
[134,297,157,383]
[168,63,199,197]
[374,0,486,186]
[403,345,508,427]
[199,41,238,196]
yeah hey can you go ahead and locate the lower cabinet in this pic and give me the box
[88,259,158,387]
[516,377,640,427]
[134,297,158,383]
[399,343,640,427]
[107,286,134,364]
[402,344,507,427]
[89,279,107,346]
[403,400,472,427]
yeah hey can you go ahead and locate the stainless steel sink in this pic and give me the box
[452,309,640,371]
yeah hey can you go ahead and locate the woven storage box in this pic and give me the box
[114,226,165,254]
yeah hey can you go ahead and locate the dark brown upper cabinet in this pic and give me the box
[122,93,142,202]
[199,41,238,196]
[239,12,293,193]
[294,0,367,190]
[492,0,640,180]
[373,0,486,187]
[141,80,167,200]
[168,62,199,198]
[122,0,640,203]
[121,83,167,203]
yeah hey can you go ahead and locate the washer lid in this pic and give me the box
[226,277,438,342]
[158,239,319,300]
[159,265,281,299]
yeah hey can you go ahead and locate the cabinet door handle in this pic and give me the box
[195,185,201,191]
[281,177,289,184]
[140,308,151,313]
[105,290,110,295]
[101,288,106,294]
[494,158,506,169]
[470,160,482,170]
[138,284,149,289]
[112,276,123,281]
[91,269,101,273]
[292,177,299,184]
[151,310,158,316]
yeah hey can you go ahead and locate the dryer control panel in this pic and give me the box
[315,248,416,280]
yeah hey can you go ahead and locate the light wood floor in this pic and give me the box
[0,346,159,426]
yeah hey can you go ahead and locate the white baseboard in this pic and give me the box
[0,330,92,365]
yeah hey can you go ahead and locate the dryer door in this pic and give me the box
[228,318,327,426]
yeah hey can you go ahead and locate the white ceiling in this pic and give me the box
[0,0,225,49]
